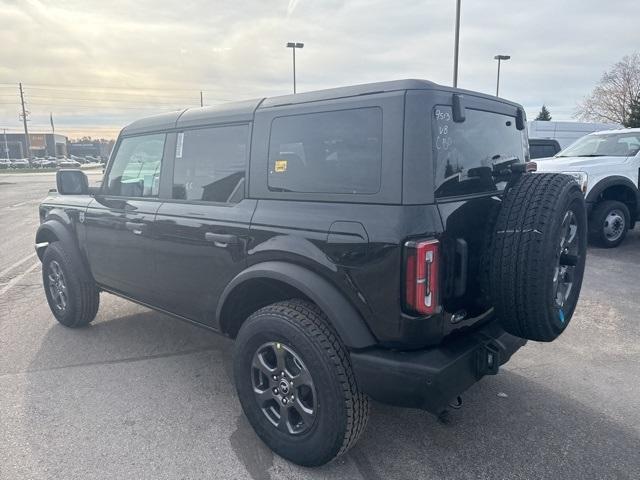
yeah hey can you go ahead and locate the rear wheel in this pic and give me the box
[589,200,630,248]
[42,243,99,327]
[233,300,369,466]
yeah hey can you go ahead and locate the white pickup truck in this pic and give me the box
[536,128,640,247]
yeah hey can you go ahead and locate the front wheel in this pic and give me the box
[589,200,630,248]
[233,300,369,467]
[42,243,99,327]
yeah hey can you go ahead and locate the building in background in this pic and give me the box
[2,133,68,158]
[527,121,622,148]
[68,139,114,160]
[68,141,101,158]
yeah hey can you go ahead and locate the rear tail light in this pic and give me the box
[404,239,440,315]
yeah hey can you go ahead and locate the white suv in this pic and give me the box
[536,128,640,247]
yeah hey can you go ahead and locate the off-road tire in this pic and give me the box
[588,200,630,248]
[233,299,369,467]
[42,242,99,327]
[488,173,587,342]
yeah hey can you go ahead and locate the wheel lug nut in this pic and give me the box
[282,398,288,405]
[273,388,278,395]
[272,375,278,381]
[281,372,285,377]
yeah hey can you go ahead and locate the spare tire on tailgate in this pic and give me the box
[488,173,587,342]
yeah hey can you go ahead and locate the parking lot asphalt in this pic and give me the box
[1,172,639,480]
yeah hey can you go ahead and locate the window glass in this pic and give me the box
[529,144,558,159]
[268,108,382,194]
[432,107,525,197]
[105,134,165,197]
[172,125,248,203]
[558,133,640,158]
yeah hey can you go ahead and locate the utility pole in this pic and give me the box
[3,129,9,160]
[200,91,204,107]
[453,0,461,88]
[19,83,31,159]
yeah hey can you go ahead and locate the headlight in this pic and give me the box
[562,171,588,194]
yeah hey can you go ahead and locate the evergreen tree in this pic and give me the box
[535,105,552,121]
[626,95,640,128]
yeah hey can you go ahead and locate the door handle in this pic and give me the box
[205,232,238,248]
[125,221,147,235]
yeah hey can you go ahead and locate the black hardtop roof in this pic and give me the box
[120,79,520,135]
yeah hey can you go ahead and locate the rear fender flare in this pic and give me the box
[216,261,377,349]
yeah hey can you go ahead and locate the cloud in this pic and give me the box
[0,0,636,138]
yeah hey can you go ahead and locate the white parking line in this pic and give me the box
[0,261,41,296]
[0,252,36,279]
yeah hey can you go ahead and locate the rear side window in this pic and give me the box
[105,134,165,197]
[172,125,248,203]
[268,108,382,194]
[530,143,558,159]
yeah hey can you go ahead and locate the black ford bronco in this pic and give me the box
[36,79,587,466]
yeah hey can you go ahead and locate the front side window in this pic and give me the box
[432,106,526,198]
[105,134,165,197]
[268,108,382,194]
[172,125,248,203]
[558,133,640,158]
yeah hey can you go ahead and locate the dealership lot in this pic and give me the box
[1,172,639,480]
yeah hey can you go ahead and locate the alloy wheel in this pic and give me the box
[47,260,68,313]
[553,210,580,318]
[251,342,317,435]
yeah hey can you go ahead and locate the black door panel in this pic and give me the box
[152,200,256,325]
[84,197,162,302]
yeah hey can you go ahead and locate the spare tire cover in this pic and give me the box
[488,173,587,341]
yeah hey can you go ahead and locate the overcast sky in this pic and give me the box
[0,0,637,139]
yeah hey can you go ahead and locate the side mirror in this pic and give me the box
[56,169,89,195]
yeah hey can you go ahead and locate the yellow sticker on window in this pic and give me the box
[274,159,288,173]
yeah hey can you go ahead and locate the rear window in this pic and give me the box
[268,108,382,194]
[530,143,559,159]
[432,106,526,198]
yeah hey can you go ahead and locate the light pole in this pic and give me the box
[286,42,304,94]
[453,0,461,87]
[3,129,9,160]
[494,54,511,97]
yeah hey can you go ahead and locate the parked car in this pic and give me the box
[536,128,640,247]
[0,158,10,169]
[70,155,88,164]
[529,138,561,159]
[10,158,30,168]
[36,79,587,467]
[32,158,58,168]
[57,159,81,168]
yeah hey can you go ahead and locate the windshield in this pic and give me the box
[557,132,640,158]
[432,106,526,198]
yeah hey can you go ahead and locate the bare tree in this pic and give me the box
[575,53,640,126]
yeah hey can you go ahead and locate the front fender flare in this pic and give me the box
[35,220,93,281]
[217,261,377,349]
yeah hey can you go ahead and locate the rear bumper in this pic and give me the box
[350,321,526,414]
